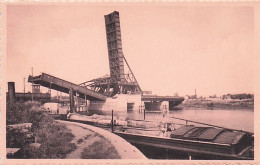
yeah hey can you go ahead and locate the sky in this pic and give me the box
[6,4,255,97]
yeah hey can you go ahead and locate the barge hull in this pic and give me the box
[114,131,253,160]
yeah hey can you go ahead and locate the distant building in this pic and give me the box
[222,94,232,99]
[209,94,217,98]
[186,95,197,99]
[188,89,198,99]
[32,84,41,93]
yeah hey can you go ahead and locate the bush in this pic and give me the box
[6,128,29,148]
[31,120,76,158]
[6,101,45,125]
[7,101,76,159]
[13,144,42,159]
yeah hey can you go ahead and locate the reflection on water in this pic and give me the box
[92,109,254,133]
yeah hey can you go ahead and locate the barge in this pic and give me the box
[114,125,253,160]
[66,113,254,160]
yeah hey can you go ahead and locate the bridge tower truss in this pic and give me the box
[80,11,142,97]
[104,11,142,96]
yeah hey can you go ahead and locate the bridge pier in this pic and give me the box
[88,94,142,111]
[75,92,79,112]
[169,100,183,110]
[69,88,75,113]
[148,100,184,111]
[143,101,169,111]
[84,94,88,111]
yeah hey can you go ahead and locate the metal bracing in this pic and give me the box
[76,11,142,97]
[102,11,142,96]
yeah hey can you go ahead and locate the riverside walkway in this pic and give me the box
[57,120,147,159]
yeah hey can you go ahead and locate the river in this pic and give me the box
[96,109,254,133]
[60,103,254,133]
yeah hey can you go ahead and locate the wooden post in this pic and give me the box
[85,94,87,111]
[111,110,114,132]
[23,78,25,101]
[69,88,74,113]
[49,82,52,98]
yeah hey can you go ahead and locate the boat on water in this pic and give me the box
[66,113,254,160]
[114,125,253,160]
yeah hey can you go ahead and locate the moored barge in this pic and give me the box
[114,125,253,160]
[66,113,254,160]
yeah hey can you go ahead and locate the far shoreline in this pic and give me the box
[174,98,254,111]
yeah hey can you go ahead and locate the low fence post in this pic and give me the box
[111,110,114,132]
[144,109,146,120]
[188,154,192,160]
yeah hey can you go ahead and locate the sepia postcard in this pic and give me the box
[0,1,259,164]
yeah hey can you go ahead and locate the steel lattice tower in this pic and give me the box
[80,11,142,97]
[104,11,142,96]
[104,11,125,84]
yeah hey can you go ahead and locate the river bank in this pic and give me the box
[6,101,76,158]
[58,120,147,159]
[6,101,145,159]
[176,99,254,110]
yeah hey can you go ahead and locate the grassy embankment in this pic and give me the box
[6,101,76,158]
[7,101,121,159]
[176,99,254,110]
[81,134,120,159]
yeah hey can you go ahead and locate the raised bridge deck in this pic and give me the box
[28,73,107,101]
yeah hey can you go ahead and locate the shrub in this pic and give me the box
[6,128,28,148]
[7,101,76,159]
[6,101,45,125]
[31,120,76,158]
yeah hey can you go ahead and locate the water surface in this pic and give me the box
[101,109,254,133]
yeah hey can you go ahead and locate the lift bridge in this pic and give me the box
[28,11,184,110]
